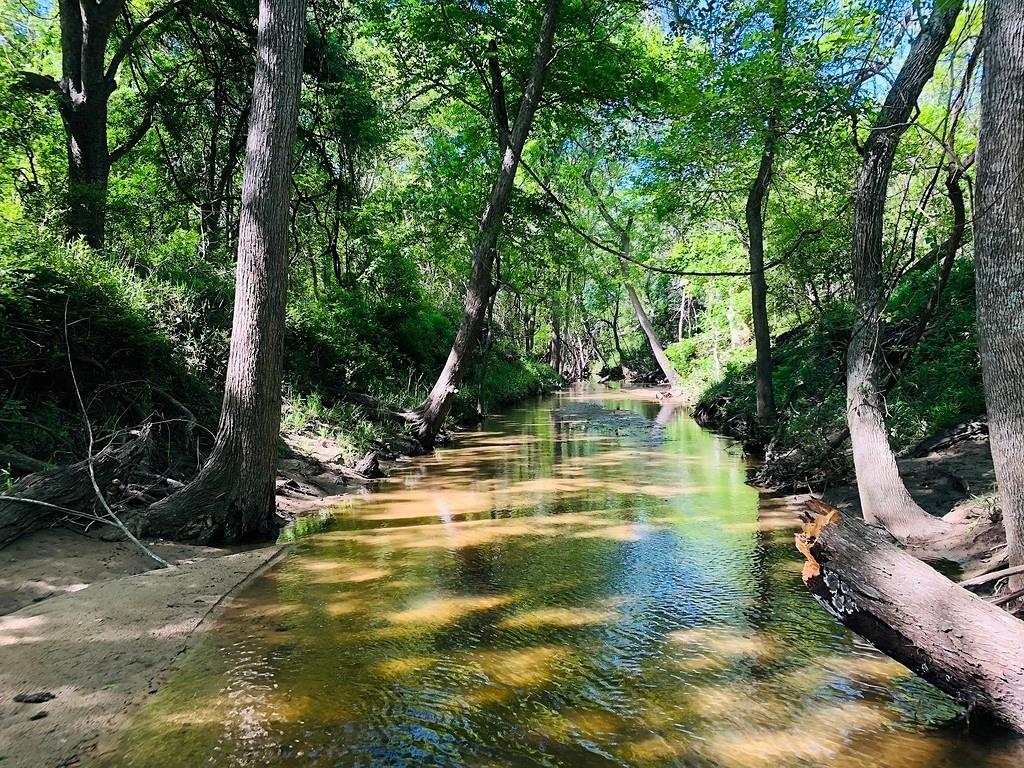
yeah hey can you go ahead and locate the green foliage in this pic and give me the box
[0,223,217,463]
[280,390,388,463]
[451,349,562,424]
[0,0,988,486]
[696,260,983,480]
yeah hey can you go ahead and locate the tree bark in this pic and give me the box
[137,0,306,543]
[0,429,151,547]
[798,501,1024,733]
[746,135,776,421]
[17,0,183,248]
[846,0,962,542]
[974,0,1024,591]
[548,307,563,374]
[618,232,679,389]
[585,321,610,370]
[56,0,120,248]
[409,0,563,449]
[611,298,627,375]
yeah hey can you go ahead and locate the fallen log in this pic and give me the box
[0,427,151,547]
[796,499,1024,733]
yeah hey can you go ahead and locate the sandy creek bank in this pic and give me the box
[0,430,399,768]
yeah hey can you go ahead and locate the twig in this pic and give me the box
[64,303,172,568]
[991,588,1024,608]
[3,496,108,523]
[960,564,1024,588]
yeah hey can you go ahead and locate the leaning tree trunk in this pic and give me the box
[797,500,1024,733]
[136,0,306,543]
[410,0,563,449]
[618,233,679,389]
[846,0,962,542]
[0,428,151,547]
[745,135,776,421]
[974,0,1024,591]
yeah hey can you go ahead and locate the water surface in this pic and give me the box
[101,388,1023,767]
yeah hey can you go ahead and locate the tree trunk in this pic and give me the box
[676,281,687,342]
[137,0,306,543]
[745,136,776,421]
[19,0,176,248]
[55,0,122,248]
[525,303,536,354]
[846,0,962,542]
[410,0,562,449]
[200,199,223,255]
[975,0,1024,591]
[611,298,627,374]
[64,99,112,249]
[586,322,610,370]
[798,501,1024,733]
[618,233,679,388]
[548,307,563,373]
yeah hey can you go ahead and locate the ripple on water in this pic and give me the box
[100,388,1024,768]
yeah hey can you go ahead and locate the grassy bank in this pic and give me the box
[674,259,984,488]
[0,229,560,480]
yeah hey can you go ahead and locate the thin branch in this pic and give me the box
[523,160,817,278]
[64,304,171,568]
[961,564,1024,588]
[106,0,191,81]
[109,109,154,164]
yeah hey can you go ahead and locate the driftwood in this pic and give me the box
[908,419,988,458]
[796,499,1024,733]
[0,428,151,547]
[961,564,1024,588]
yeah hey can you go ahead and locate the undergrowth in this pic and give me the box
[683,259,984,486]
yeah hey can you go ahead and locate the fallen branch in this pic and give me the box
[64,308,170,568]
[991,588,1024,608]
[0,428,153,547]
[797,498,1024,733]
[960,563,1024,588]
[0,446,47,475]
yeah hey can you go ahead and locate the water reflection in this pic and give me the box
[100,387,1024,767]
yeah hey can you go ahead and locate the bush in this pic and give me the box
[693,259,983,481]
[0,225,216,468]
[450,346,561,423]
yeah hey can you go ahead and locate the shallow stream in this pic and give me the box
[101,388,1023,767]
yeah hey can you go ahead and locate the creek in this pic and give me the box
[100,387,1023,767]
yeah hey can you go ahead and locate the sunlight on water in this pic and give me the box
[98,387,1024,768]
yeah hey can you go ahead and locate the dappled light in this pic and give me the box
[97,392,1024,767]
